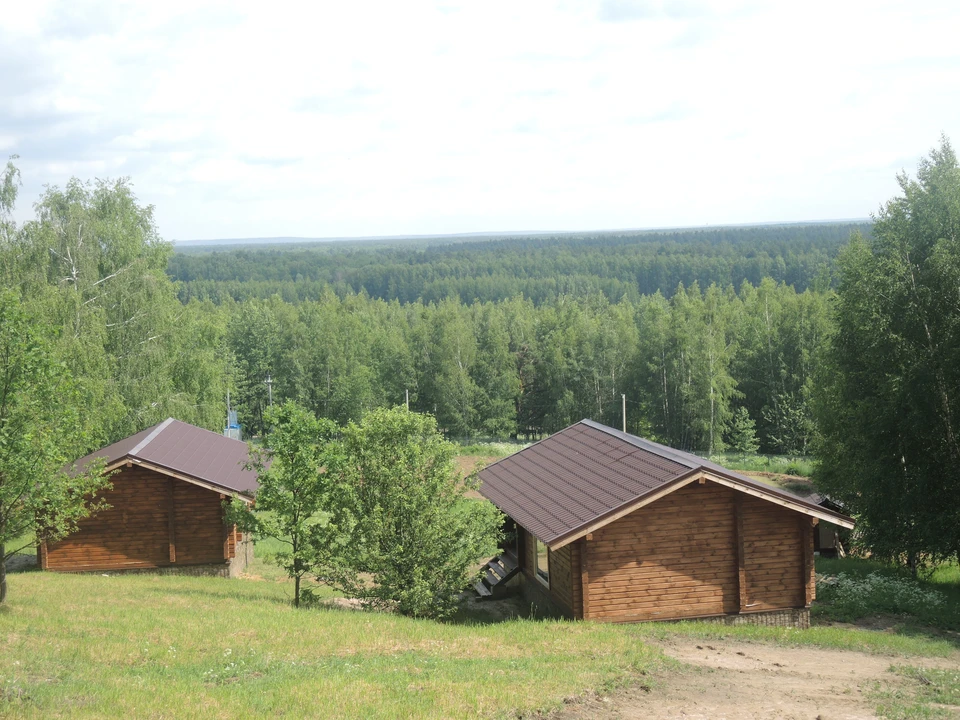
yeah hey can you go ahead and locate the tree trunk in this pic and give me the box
[294,573,301,608]
[0,545,6,605]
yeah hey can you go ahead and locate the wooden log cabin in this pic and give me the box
[477,420,854,626]
[41,418,259,576]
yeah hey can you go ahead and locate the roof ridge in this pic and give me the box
[579,419,700,469]
[577,419,830,510]
[129,417,175,457]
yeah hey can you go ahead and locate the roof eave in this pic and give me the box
[546,468,703,550]
[105,456,256,503]
[544,468,854,551]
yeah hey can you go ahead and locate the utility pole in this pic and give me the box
[622,393,627,433]
[405,388,409,411]
[265,374,273,407]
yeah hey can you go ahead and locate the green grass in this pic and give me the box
[634,620,958,658]
[872,665,960,719]
[454,441,527,458]
[6,532,35,558]
[706,453,815,479]
[0,571,664,719]
[4,545,959,718]
[815,557,960,634]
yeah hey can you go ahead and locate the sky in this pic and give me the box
[2,1,959,241]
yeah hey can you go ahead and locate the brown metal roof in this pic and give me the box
[73,418,259,495]
[477,419,854,547]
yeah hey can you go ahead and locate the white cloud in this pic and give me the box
[1,0,958,239]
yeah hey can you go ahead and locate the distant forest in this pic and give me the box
[169,223,869,305]
[7,143,958,569]
[157,223,871,454]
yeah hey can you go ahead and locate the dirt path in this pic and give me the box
[555,637,958,720]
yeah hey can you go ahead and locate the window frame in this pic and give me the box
[534,537,550,588]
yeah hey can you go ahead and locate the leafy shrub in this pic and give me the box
[816,572,946,621]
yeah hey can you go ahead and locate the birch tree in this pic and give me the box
[0,290,109,603]
[815,136,960,568]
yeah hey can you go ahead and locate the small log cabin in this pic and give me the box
[41,418,259,576]
[478,420,854,625]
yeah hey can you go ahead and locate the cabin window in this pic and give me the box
[535,538,550,586]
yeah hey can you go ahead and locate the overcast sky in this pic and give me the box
[2,1,958,241]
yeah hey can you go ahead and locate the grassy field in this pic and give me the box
[0,569,664,719]
[3,544,959,718]
[706,452,816,479]
[454,440,527,458]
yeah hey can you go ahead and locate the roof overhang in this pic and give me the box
[106,457,255,504]
[546,469,855,551]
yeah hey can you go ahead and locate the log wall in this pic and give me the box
[586,481,739,622]
[740,494,807,611]
[519,526,578,618]
[43,465,237,571]
[514,479,815,623]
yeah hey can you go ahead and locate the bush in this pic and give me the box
[336,408,504,619]
[816,572,946,621]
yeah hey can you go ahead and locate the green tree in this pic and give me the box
[228,402,349,607]
[420,298,481,437]
[0,156,20,249]
[815,137,960,568]
[0,290,110,603]
[4,175,230,446]
[336,407,502,618]
[726,406,760,453]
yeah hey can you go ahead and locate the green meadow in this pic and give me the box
[2,551,959,719]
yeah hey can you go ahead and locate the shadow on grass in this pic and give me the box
[446,593,541,626]
[138,581,299,608]
[5,554,39,574]
[822,615,960,652]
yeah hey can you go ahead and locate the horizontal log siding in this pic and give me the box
[587,482,738,622]
[570,540,583,618]
[172,482,228,564]
[45,465,234,571]
[549,543,574,615]
[742,495,805,611]
[46,467,169,570]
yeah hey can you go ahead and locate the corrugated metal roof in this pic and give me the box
[477,419,852,546]
[72,418,259,495]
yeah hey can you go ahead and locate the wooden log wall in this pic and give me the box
[586,481,739,622]
[43,465,236,571]
[549,543,574,615]
[172,481,229,565]
[576,481,815,623]
[740,495,806,611]
[518,525,579,618]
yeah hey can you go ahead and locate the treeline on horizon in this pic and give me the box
[0,161,858,459]
[169,222,868,306]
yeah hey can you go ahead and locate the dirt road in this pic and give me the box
[555,637,958,720]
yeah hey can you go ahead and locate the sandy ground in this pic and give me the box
[457,455,497,499]
[554,636,960,720]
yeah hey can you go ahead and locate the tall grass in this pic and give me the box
[454,440,528,458]
[0,571,663,719]
[815,557,960,632]
[706,453,815,478]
